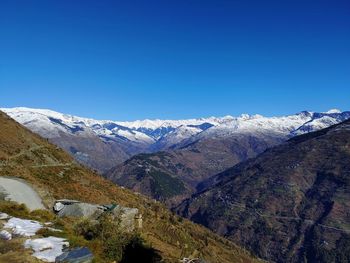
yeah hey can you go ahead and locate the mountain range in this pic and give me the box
[177,119,350,262]
[3,107,349,205]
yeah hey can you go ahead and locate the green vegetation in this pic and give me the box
[149,169,186,200]
[305,228,350,263]
[74,214,162,262]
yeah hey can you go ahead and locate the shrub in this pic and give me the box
[74,218,99,240]
[74,214,127,261]
[120,235,162,263]
[103,233,128,261]
[74,214,162,262]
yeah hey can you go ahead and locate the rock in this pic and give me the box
[0,230,12,240]
[53,200,105,219]
[53,200,140,231]
[135,214,143,229]
[53,202,65,212]
[110,205,139,231]
[0,212,9,220]
[55,247,93,263]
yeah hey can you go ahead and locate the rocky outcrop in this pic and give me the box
[53,200,141,231]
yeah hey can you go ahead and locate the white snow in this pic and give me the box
[195,112,313,139]
[112,129,155,144]
[156,125,202,147]
[24,237,69,262]
[4,217,42,237]
[0,214,68,262]
[1,107,349,150]
[292,115,345,136]
[325,109,341,114]
[0,230,12,240]
[115,117,223,130]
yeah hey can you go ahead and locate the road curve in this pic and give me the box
[0,177,45,210]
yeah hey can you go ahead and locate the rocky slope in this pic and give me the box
[0,110,259,263]
[3,107,350,174]
[177,119,350,263]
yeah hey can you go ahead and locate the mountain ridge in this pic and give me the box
[2,107,349,174]
[176,118,350,262]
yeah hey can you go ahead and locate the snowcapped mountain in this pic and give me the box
[1,107,349,173]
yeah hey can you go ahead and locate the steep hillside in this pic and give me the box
[105,132,283,206]
[177,119,350,262]
[0,111,259,263]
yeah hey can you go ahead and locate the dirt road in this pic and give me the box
[0,177,45,210]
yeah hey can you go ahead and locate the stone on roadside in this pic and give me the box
[0,212,9,220]
[55,247,93,263]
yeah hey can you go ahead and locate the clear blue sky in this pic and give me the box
[0,0,349,120]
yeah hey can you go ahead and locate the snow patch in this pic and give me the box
[4,217,42,236]
[24,237,69,262]
[325,109,341,114]
[0,230,12,240]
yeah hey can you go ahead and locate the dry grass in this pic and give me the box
[0,238,42,263]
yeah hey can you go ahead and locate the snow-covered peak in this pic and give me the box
[1,107,349,149]
[115,116,224,130]
[324,109,341,114]
[1,107,96,139]
[151,125,203,149]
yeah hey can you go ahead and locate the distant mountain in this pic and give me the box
[105,110,350,205]
[3,107,349,176]
[0,108,230,172]
[176,119,350,263]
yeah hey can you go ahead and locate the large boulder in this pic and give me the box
[53,200,105,219]
[53,200,141,231]
[108,205,139,231]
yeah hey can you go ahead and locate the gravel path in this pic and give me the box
[0,177,45,210]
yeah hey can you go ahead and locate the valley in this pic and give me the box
[1,108,350,262]
[4,107,350,206]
